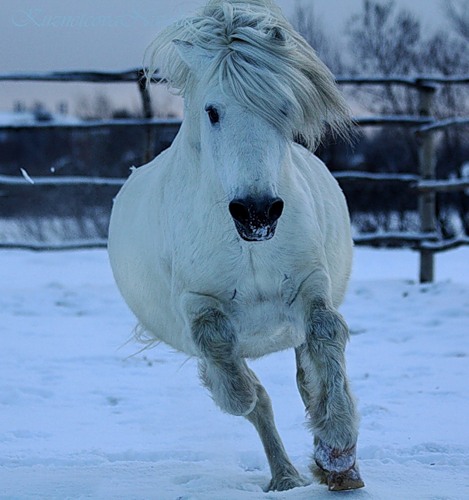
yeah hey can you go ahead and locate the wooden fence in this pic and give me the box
[1,70,469,282]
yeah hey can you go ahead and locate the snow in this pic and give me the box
[1,247,468,499]
[0,111,40,126]
[0,174,124,186]
[0,111,82,127]
[19,168,35,185]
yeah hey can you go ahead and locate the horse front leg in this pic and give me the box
[192,307,257,416]
[243,363,308,491]
[187,297,306,491]
[295,301,364,491]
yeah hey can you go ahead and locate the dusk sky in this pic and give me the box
[0,0,446,112]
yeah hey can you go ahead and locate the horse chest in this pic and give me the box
[231,249,292,301]
[225,249,307,358]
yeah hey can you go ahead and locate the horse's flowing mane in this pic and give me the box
[145,0,351,150]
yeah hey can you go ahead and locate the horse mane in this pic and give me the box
[145,0,352,150]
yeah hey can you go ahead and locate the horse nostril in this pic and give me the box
[268,198,284,224]
[229,196,284,241]
[229,197,284,226]
[229,200,250,225]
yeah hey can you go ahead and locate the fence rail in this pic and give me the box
[3,70,468,86]
[0,69,150,83]
[1,70,469,282]
[336,75,469,88]
[0,117,181,131]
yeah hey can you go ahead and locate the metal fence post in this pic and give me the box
[417,84,437,283]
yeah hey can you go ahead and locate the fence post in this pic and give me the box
[137,69,155,164]
[417,84,437,283]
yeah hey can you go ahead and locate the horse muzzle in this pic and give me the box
[228,196,284,242]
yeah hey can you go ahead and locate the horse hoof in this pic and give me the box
[313,440,364,491]
[313,463,364,491]
[327,466,365,491]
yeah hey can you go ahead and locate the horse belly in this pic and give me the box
[231,298,305,359]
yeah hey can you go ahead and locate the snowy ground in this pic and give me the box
[1,247,468,499]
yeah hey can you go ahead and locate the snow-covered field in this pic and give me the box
[1,247,468,499]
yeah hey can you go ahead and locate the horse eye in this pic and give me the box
[205,105,220,125]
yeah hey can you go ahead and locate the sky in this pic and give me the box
[0,0,445,113]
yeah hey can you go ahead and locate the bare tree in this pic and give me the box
[349,0,421,73]
[75,93,115,120]
[445,0,469,41]
[344,0,469,161]
[346,0,423,114]
[341,0,469,236]
[437,0,469,235]
[346,0,469,114]
[94,93,114,120]
[290,1,345,73]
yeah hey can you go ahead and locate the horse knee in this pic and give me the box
[306,305,349,354]
[191,307,236,360]
[190,307,257,416]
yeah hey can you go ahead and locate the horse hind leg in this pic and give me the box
[295,304,365,491]
[191,306,306,491]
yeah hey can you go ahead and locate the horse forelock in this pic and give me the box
[145,0,352,150]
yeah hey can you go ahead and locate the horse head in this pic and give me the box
[145,1,352,241]
[175,39,287,241]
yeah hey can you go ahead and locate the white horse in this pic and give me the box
[108,0,364,492]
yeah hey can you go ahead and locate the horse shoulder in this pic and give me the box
[287,144,353,307]
[109,149,176,296]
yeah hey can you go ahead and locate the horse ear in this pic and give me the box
[173,40,213,74]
